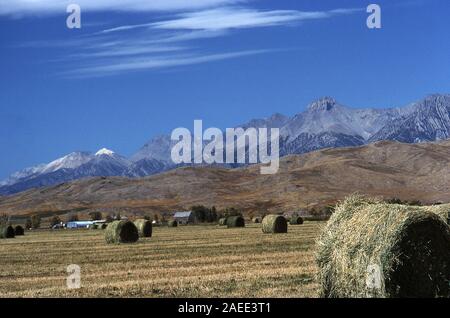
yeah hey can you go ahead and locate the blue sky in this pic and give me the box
[0,0,449,179]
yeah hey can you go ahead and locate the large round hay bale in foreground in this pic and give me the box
[218,218,227,226]
[316,195,450,298]
[252,217,261,224]
[14,225,24,236]
[168,220,178,227]
[226,216,245,228]
[104,220,139,244]
[134,219,152,237]
[289,216,304,225]
[262,215,287,233]
[0,225,15,239]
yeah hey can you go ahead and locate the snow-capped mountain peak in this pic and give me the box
[41,151,93,173]
[95,148,115,156]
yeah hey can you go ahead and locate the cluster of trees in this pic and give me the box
[24,215,41,229]
[190,206,244,223]
[190,205,218,223]
[0,213,10,226]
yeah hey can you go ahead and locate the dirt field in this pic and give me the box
[0,222,323,298]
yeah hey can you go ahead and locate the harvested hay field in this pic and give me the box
[316,195,450,298]
[0,222,322,297]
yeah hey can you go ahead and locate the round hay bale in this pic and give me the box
[14,225,25,236]
[134,219,152,237]
[252,217,261,224]
[99,223,108,229]
[290,216,304,225]
[90,224,99,230]
[262,215,287,233]
[0,225,15,239]
[218,217,228,226]
[104,220,139,244]
[316,195,450,298]
[168,220,178,227]
[226,216,245,228]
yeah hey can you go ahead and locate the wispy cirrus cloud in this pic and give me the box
[99,7,360,34]
[12,2,361,78]
[151,7,359,30]
[0,0,244,16]
[65,49,271,78]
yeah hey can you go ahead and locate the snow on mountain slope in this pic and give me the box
[1,94,449,195]
[281,97,393,141]
[369,94,450,143]
[131,135,174,163]
[0,164,47,186]
[41,151,93,173]
[0,149,130,195]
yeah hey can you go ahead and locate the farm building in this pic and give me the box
[173,211,197,225]
[66,221,94,229]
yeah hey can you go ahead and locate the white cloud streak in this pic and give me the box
[100,7,360,33]
[0,0,244,16]
[64,49,270,77]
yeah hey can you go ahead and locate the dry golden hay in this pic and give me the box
[0,225,15,239]
[218,218,227,226]
[14,225,25,236]
[290,216,304,225]
[134,219,152,237]
[168,220,178,227]
[425,204,450,225]
[104,220,139,244]
[316,195,450,298]
[262,215,287,234]
[226,216,245,228]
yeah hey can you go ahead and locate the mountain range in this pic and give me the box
[1,94,449,196]
[0,140,448,217]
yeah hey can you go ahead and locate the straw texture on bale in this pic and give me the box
[218,218,227,226]
[226,216,245,228]
[262,215,287,233]
[316,195,450,298]
[134,219,152,237]
[168,220,178,227]
[426,204,450,225]
[290,216,304,225]
[104,220,139,244]
[14,225,24,236]
[252,217,261,224]
[0,225,15,239]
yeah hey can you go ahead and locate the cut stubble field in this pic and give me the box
[0,222,323,298]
